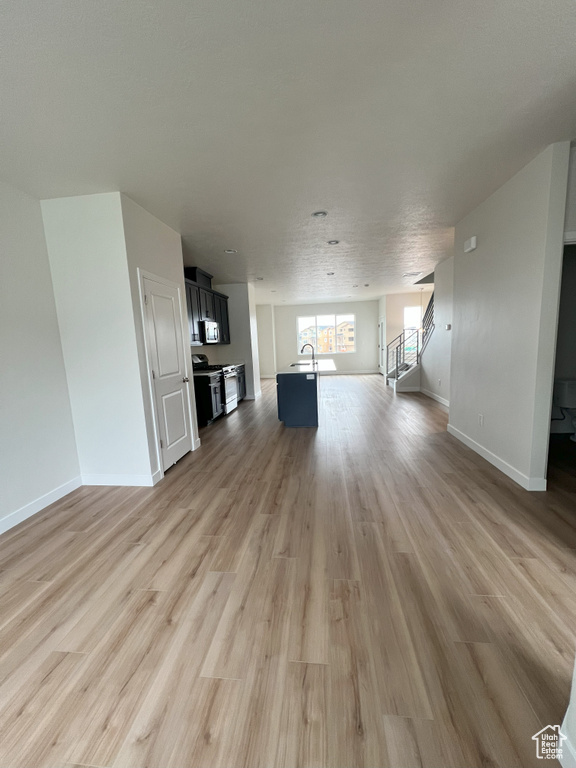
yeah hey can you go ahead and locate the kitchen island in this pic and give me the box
[276,359,335,427]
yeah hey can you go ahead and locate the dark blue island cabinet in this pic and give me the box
[276,369,319,427]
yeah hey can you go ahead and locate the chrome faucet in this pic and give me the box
[300,343,315,363]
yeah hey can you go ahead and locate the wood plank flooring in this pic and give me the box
[0,375,575,767]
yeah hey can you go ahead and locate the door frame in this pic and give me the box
[378,317,386,374]
[137,269,200,482]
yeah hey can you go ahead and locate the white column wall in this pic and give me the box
[42,193,154,485]
[0,180,80,532]
[448,142,570,490]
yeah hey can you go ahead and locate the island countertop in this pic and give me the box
[277,359,336,374]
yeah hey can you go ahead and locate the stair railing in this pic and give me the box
[385,292,435,380]
[386,328,420,379]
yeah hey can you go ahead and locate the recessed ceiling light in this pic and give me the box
[327,272,335,275]
[402,271,422,277]
[352,284,358,287]
[312,211,328,218]
[256,277,264,281]
[328,240,339,245]
[364,284,370,287]
[224,249,238,254]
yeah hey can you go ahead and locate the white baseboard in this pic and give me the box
[447,424,546,491]
[421,388,450,407]
[192,437,201,450]
[81,473,157,487]
[395,386,420,392]
[151,469,163,485]
[260,374,276,379]
[0,476,82,537]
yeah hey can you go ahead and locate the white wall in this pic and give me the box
[384,290,433,344]
[42,193,154,485]
[420,257,454,406]
[0,180,80,533]
[209,283,261,398]
[449,142,570,491]
[256,304,277,377]
[120,194,198,463]
[247,283,261,397]
[273,300,379,373]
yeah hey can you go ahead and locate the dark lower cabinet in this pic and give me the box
[193,373,224,426]
[235,365,246,400]
[276,372,319,427]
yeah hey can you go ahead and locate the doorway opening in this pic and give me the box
[548,244,576,483]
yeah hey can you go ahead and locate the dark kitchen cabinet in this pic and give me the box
[213,294,230,345]
[186,281,202,345]
[199,289,215,320]
[236,365,246,400]
[193,373,224,426]
[276,371,319,427]
[184,270,230,345]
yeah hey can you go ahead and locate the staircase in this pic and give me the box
[386,292,434,386]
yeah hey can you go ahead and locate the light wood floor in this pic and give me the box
[1,376,575,768]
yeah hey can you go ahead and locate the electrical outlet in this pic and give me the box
[478,413,484,427]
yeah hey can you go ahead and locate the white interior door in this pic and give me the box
[379,319,386,370]
[143,276,193,470]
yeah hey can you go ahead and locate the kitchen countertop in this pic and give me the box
[192,370,222,377]
[277,358,337,374]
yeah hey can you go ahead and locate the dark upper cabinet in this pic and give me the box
[184,273,230,345]
[199,288,215,320]
[213,294,230,344]
[186,282,202,345]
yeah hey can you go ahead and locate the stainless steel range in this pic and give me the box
[192,354,238,414]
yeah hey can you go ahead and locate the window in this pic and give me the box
[297,314,355,354]
[404,306,421,331]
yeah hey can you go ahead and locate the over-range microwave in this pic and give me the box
[201,320,220,344]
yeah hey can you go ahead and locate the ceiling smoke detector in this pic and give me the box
[256,277,264,281]
[402,271,422,277]
[312,210,328,218]
[327,240,339,245]
[327,272,335,275]
[224,249,237,254]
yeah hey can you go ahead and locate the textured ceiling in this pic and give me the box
[2,0,576,303]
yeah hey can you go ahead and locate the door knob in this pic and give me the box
[183,377,190,383]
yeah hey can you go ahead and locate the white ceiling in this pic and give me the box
[3,0,576,304]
